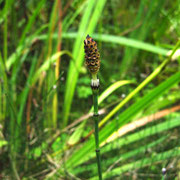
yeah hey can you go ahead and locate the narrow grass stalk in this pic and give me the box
[92,86,102,180]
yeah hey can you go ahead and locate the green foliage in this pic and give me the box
[77,86,92,99]
[0,0,180,179]
[0,140,7,148]
[63,0,108,127]
[65,71,180,169]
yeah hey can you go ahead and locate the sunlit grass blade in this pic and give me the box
[0,140,8,148]
[0,52,8,121]
[104,105,180,144]
[71,136,167,176]
[72,111,179,165]
[92,146,180,179]
[99,71,180,144]
[68,80,134,145]
[96,80,135,108]
[64,70,180,169]
[62,1,87,32]
[31,51,73,85]
[62,0,96,127]
[62,32,170,56]
[0,0,14,24]
[99,40,180,127]
[3,0,8,65]
[63,0,107,127]
[68,115,180,179]
[100,116,179,153]
[38,32,180,58]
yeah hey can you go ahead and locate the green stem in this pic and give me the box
[92,87,102,180]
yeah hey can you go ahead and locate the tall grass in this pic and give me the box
[0,0,180,179]
[63,0,107,127]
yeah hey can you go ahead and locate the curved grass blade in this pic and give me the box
[92,146,180,179]
[68,80,134,145]
[99,40,180,127]
[71,136,167,176]
[65,70,180,169]
[31,51,73,85]
[62,32,170,56]
[63,0,107,127]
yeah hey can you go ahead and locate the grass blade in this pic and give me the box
[63,0,107,127]
[65,70,180,169]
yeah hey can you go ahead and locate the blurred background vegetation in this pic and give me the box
[0,0,180,179]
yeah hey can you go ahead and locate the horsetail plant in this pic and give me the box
[84,35,102,180]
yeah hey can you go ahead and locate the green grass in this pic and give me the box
[64,70,180,170]
[0,0,180,179]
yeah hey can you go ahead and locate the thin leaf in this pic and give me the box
[93,147,180,179]
[65,71,180,169]
[68,80,134,145]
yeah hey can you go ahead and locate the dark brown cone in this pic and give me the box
[84,35,100,74]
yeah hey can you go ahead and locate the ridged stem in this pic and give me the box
[92,84,102,180]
